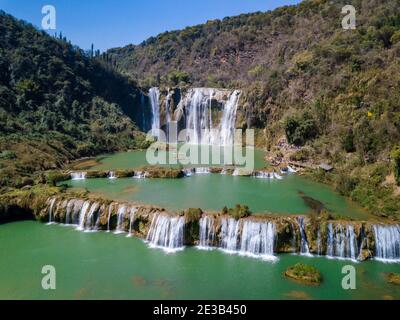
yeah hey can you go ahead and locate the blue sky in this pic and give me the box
[0,0,302,51]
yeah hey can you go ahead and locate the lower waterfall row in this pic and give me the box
[42,197,400,262]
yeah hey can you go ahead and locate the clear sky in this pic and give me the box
[0,0,302,51]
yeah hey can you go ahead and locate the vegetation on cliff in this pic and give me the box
[108,0,400,219]
[0,11,147,187]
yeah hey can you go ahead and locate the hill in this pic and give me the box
[109,0,400,218]
[0,11,147,187]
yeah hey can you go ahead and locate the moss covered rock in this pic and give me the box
[385,273,400,286]
[284,263,322,286]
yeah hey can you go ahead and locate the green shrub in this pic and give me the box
[284,112,318,146]
[341,129,356,153]
[391,146,400,185]
[334,173,358,196]
[290,148,312,162]
[185,208,203,222]
[224,204,251,220]
[0,150,16,160]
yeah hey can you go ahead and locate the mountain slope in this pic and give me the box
[0,11,146,186]
[110,0,400,218]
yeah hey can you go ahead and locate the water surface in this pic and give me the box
[63,174,370,219]
[0,221,399,300]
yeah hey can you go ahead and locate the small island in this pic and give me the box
[284,263,322,286]
[385,273,400,286]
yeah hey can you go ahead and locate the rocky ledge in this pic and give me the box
[1,185,399,263]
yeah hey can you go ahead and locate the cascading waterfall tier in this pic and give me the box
[47,197,57,224]
[145,87,241,146]
[239,220,276,261]
[115,205,127,234]
[108,171,117,179]
[149,87,160,138]
[71,172,86,180]
[296,217,311,256]
[373,224,400,262]
[184,88,216,145]
[128,207,137,237]
[146,214,185,253]
[198,216,216,250]
[77,201,91,231]
[327,223,360,261]
[219,217,277,261]
[40,198,400,263]
[184,88,241,146]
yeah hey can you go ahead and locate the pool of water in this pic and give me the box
[0,221,398,300]
[63,174,370,219]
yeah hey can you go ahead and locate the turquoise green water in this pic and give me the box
[91,147,267,170]
[0,221,399,300]
[63,174,369,219]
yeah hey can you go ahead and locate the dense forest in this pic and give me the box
[109,0,400,218]
[0,11,147,187]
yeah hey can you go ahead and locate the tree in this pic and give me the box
[391,146,400,185]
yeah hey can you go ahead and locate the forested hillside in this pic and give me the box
[0,11,146,187]
[110,0,400,218]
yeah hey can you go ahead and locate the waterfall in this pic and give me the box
[47,198,57,224]
[185,88,215,145]
[327,223,359,261]
[239,220,276,261]
[128,207,137,237]
[115,205,127,234]
[77,201,91,231]
[232,169,240,176]
[183,168,195,177]
[287,166,297,173]
[195,167,210,174]
[84,202,99,231]
[253,171,272,179]
[220,90,240,146]
[296,217,311,255]
[183,88,240,146]
[165,90,172,142]
[273,172,283,180]
[149,87,160,138]
[220,218,240,252]
[94,205,104,230]
[71,172,86,180]
[373,224,400,262]
[108,171,117,179]
[65,199,75,224]
[146,214,185,252]
[107,204,113,232]
[133,171,147,179]
[198,216,215,250]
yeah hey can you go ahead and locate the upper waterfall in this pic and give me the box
[149,87,160,137]
[144,87,241,146]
